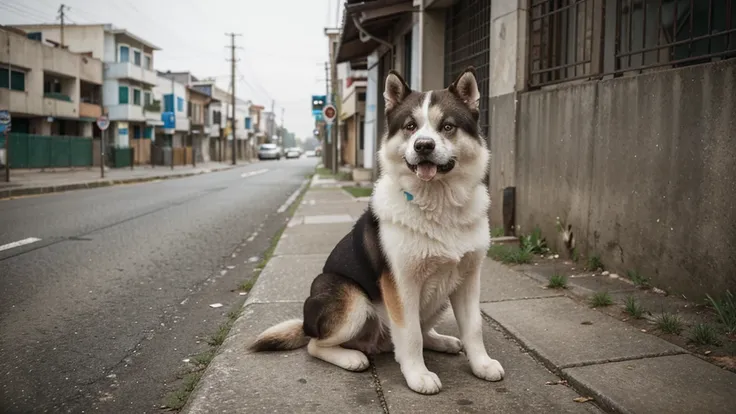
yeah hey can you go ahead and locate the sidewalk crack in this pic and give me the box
[368,356,390,414]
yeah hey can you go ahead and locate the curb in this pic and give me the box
[0,166,237,200]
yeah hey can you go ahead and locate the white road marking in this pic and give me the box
[0,237,42,252]
[241,168,269,178]
[277,179,309,213]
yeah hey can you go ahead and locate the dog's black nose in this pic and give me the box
[414,138,435,155]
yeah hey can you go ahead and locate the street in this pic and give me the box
[0,157,318,413]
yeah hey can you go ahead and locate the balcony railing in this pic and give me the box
[44,92,72,102]
[144,100,161,112]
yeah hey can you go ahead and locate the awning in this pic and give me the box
[336,0,414,64]
[145,119,164,126]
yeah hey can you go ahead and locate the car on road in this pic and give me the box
[258,143,281,160]
[305,150,316,157]
[285,147,301,159]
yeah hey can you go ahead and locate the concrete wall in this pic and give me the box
[505,60,736,299]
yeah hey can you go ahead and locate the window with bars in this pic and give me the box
[528,0,736,88]
[444,0,491,138]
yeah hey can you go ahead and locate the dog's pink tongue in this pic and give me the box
[416,163,437,181]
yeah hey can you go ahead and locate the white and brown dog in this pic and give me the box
[249,66,503,395]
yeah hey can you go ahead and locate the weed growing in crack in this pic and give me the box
[706,290,736,334]
[690,323,721,346]
[586,254,604,271]
[656,313,684,335]
[624,296,645,319]
[626,270,651,288]
[487,244,532,264]
[589,291,613,308]
[548,274,568,289]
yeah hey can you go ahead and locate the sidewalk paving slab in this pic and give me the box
[274,223,353,256]
[480,296,686,369]
[184,303,383,414]
[374,315,602,414]
[245,254,327,305]
[563,354,736,414]
[480,259,566,303]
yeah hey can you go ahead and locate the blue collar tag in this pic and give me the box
[403,191,414,201]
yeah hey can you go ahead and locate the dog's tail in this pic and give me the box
[248,319,309,352]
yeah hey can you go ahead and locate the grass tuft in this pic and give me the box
[548,274,568,289]
[626,269,651,288]
[491,227,505,238]
[164,372,203,410]
[519,226,548,254]
[656,313,684,335]
[623,296,645,319]
[343,186,373,198]
[589,291,613,308]
[239,279,256,292]
[487,244,533,264]
[586,254,604,271]
[706,290,736,334]
[690,323,721,346]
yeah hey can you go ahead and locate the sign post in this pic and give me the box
[322,104,336,125]
[96,115,110,179]
[1,110,11,182]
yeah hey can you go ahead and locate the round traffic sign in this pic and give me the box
[96,115,110,131]
[322,104,336,122]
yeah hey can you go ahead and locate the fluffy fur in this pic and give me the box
[248,66,504,395]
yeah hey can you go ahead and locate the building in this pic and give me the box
[338,65,366,170]
[10,23,162,157]
[0,26,103,168]
[334,0,736,300]
[191,79,225,161]
[155,72,189,165]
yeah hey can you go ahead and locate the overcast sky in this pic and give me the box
[0,0,345,138]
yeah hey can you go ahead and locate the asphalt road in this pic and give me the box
[0,157,319,413]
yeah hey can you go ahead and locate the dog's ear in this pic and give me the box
[383,70,411,113]
[448,66,480,111]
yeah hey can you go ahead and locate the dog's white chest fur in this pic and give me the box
[372,176,490,303]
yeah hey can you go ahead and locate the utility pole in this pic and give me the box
[280,107,285,148]
[226,33,241,166]
[4,30,10,182]
[58,4,68,48]
[329,55,339,174]
[323,61,331,170]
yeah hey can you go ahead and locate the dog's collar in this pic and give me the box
[403,190,414,201]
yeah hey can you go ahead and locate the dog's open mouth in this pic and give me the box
[405,159,456,181]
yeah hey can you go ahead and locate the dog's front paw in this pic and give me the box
[405,370,442,395]
[470,356,504,382]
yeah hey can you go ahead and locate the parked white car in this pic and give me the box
[285,147,301,159]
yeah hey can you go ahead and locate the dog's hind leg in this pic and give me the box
[303,273,373,372]
[420,303,463,354]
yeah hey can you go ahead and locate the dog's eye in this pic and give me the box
[442,123,455,132]
[404,122,417,131]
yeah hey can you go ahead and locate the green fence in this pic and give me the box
[6,133,93,169]
[111,147,133,168]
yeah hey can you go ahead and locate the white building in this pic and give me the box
[11,24,162,147]
[154,73,189,147]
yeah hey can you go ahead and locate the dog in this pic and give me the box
[248,66,504,395]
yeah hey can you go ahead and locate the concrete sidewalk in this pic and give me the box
[0,161,243,199]
[183,180,736,414]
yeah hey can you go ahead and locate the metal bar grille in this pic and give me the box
[444,0,491,139]
[529,0,736,87]
[529,0,599,87]
[615,0,736,73]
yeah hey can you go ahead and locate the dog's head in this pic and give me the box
[377,67,488,187]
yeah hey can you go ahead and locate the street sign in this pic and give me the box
[161,112,176,129]
[323,104,336,125]
[0,110,10,134]
[96,115,110,131]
